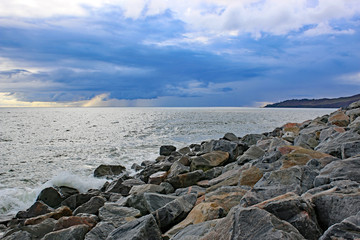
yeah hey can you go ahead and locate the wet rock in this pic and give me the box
[178,147,191,155]
[240,166,318,206]
[152,194,197,232]
[106,214,162,240]
[16,201,53,219]
[98,203,140,227]
[237,145,265,165]
[319,211,360,240]
[148,171,168,185]
[164,202,225,239]
[73,196,106,216]
[106,177,145,195]
[166,170,205,189]
[62,193,97,210]
[58,186,79,199]
[241,133,263,146]
[190,151,229,171]
[136,162,172,183]
[254,192,322,240]
[24,206,72,226]
[167,161,190,179]
[2,230,32,240]
[128,184,165,195]
[204,186,248,212]
[223,132,238,142]
[22,218,57,239]
[201,206,305,240]
[314,156,360,187]
[303,180,360,230]
[37,187,64,208]
[328,110,350,127]
[84,221,115,240]
[201,139,240,161]
[94,164,126,178]
[42,224,89,240]
[160,145,177,156]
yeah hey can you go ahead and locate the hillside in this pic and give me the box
[265,94,360,108]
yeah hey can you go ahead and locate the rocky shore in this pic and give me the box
[1,102,360,240]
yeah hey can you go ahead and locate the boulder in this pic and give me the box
[94,164,126,178]
[328,110,350,127]
[237,145,265,165]
[201,139,240,161]
[166,170,205,189]
[241,134,263,146]
[61,193,97,210]
[254,192,322,240]
[37,187,64,208]
[98,203,140,227]
[178,147,191,155]
[84,221,115,240]
[22,218,57,239]
[238,166,263,187]
[347,100,360,110]
[206,168,241,192]
[160,145,177,156]
[128,184,165,195]
[152,194,197,232]
[106,214,162,240]
[16,201,52,219]
[201,206,305,240]
[143,193,178,213]
[136,162,172,183]
[341,141,360,159]
[58,186,79,199]
[148,171,168,185]
[203,166,223,180]
[54,216,97,231]
[73,196,106,215]
[42,224,89,240]
[174,186,206,197]
[170,219,220,240]
[319,211,360,240]
[2,230,32,240]
[160,182,175,194]
[346,108,360,122]
[314,156,360,187]
[164,202,225,239]
[167,161,190,179]
[294,133,319,149]
[223,132,238,142]
[240,166,318,207]
[190,151,229,171]
[204,186,248,212]
[106,178,145,195]
[24,206,72,226]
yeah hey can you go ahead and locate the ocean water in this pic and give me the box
[0,107,334,215]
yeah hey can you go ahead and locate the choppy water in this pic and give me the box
[0,107,334,215]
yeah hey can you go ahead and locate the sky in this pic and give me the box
[0,0,360,107]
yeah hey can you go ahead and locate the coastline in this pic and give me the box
[1,103,360,239]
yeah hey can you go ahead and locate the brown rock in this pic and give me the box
[190,151,229,171]
[238,166,263,187]
[148,171,168,185]
[24,206,72,226]
[54,216,97,231]
[329,111,350,127]
[205,186,248,212]
[16,201,52,219]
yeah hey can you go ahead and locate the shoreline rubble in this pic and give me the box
[1,102,360,240]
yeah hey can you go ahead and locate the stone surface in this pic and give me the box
[42,224,89,240]
[167,161,190,179]
[136,162,172,183]
[94,164,126,178]
[160,145,177,156]
[106,178,145,195]
[254,192,322,240]
[54,216,97,231]
[84,221,115,240]
[201,139,240,161]
[341,141,360,159]
[175,186,205,197]
[22,218,57,239]
[152,194,197,232]
[37,187,64,208]
[98,203,141,227]
[170,219,220,240]
[241,134,263,146]
[62,193,97,210]
[201,206,305,240]
[328,110,350,127]
[166,170,205,189]
[2,230,32,240]
[73,196,106,215]
[238,166,263,187]
[24,206,72,226]
[190,151,229,171]
[319,211,360,240]
[106,214,162,240]
[128,184,165,195]
[148,171,168,185]
[237,145,265,165]
[205,186,248,212]
[16,201,53,219]
[223,132,238,142]
[143,193,178,212]
[294,133,319,149]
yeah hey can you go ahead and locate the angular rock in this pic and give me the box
[190,151,229,171]
[73,196,106,215]
[160,182,175,194]
[22,218,57,239]
[237,145,265,165]
[167,161,190,179]
[128,184,165,195]
[166,170,205,189]
[106,177,145,195]
[42,224,89,240]
[37,187,64,208]
[152,194,197,232]
[203,166,223,180]
[98,203,140,227]
[61,193,97,210]
[347,100,360,110]
[201,139,240,161]
[206,168,241,192]
[16,201,52,219]
[319,211,360,240]
[94,164,126,178]
[160,145,177,156]
[314,156,360,187]
[205,186,248,212]
[54,216,97,231]
[2,230,32,240]
[328,110,350,127]
[223,132,238,142]
[106,214,162,240]
[341,141,360,159]
[241,134,263,146]
[294,133,319,149]
[164,202,225,238]
[174,186,205,197]
[148,171,168,185]
[24,206,72,226]
[58,186,79,199]
[84,221,115,240]
[170,219,220,240]
[136,162,172,183]
[346,108,360,122]
[201,206,305,240]
[178,146,191,155]
[143,193,178,213]
[254,192,322,240]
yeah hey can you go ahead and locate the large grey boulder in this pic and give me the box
[106,214,162,240]
[319,211,360,240]
[73,196,106,215]
[160,145,176,156]
[94,164,126,178]
[166,170,205,189]
[42,224,89,240]
[152,194,197,232]
[61,193,97,210]
[190,151,229,171]
[241,134,264,146]
[128,184,165,195]
[37,187,64,208]
[22,218,57,239]
[98,203,141,227]
[2,231,32,240]
[16,201,53,219]
[237,145,265,165]
[314,156,360,187]
[170,219,220,240]
[167,161,190,179]
[201,206,305,240]
[201,139,240,161]
[294,133,319,149]
[241,166,318,206]
[136,162,172,183]
[84,222,116,240]
[105,178,145,195]
[254,192,322,240]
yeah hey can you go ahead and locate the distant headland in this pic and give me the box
[265,93,360,108]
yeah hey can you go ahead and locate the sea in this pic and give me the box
[0,107,335,216]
